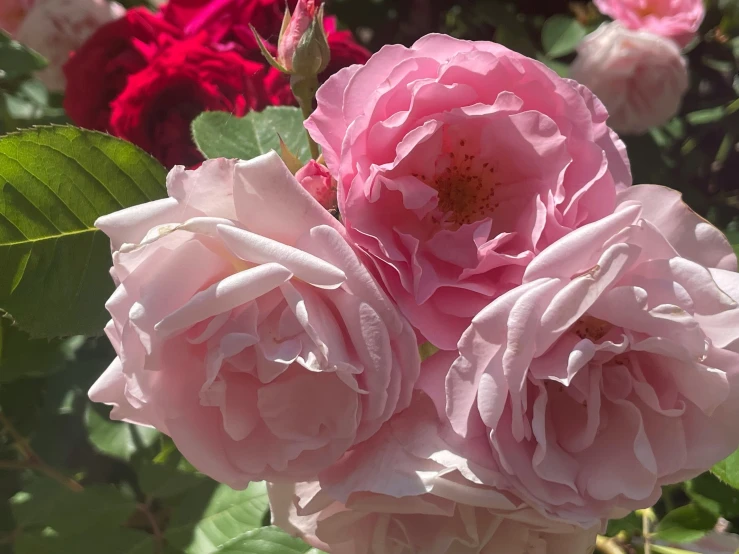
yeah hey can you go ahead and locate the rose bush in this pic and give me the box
[442,185,739,525]
[570,22,689,135]
[89,153,420,487]
[306,34,632,350]
[594,0,704,47]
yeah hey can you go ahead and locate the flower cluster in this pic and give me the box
[570,0,703,134]
[60,0,369,167]
[90,27,739,554]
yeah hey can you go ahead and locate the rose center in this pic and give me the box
[571,315,612,342]
[421,143,504,227]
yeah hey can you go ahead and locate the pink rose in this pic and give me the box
[16,0,125,91]
[269,394,600,554]
[88,153,420,488]
[570,22,688,135]
[594,0,704,47]
[296,160,337,211]
[306,34,631,350]
[444,184,739,525]
[271,483,598,554]
[0,0,33,36]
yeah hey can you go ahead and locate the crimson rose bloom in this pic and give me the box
[161,0,370,89]
[63,8,181,131]
[64,0,368,168]
[109,36,268,168]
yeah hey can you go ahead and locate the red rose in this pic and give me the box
[63,8,181,131]
[161,0,370,73]
[109,35,268,168]
[162,0,292,57]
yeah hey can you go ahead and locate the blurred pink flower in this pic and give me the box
[594,0,704,47]
[89,153,420,488]
[570,22,688,135]
[16,0,125,90]
[0,0,33,36]
[443,184,739,525]
[306,34,631,351]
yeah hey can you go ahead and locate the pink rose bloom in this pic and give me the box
[16,0,125,91]
[296,160,337,211]
[0,0,33,35]
[594,0,704,47]
[89,153,420,488]
[306,34,631,350]
[444,184,739,525]
[570,22,688,135]
[270,394,600,554]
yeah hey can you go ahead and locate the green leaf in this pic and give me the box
[654,503,717,543]
[535,53,569,77]
[15,529,155,554]
[0,318,85,383]
[216,526,324,554]
[192,107,310,164]
[606,511,642,537]
[0,126,167,338]
[686,472,739,518]
[11,478,155,554]
[541,15,586,58]
[165,481,269,554]
[11,479,135,534]
[137,461,206,500]
[84,405,160,461]
[0,31,47,82]
[724,230,739,259]
[712,446,739,490]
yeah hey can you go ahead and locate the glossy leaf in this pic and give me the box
[192,107,310,164]
[165,481,269,553]
[217,526,325,554]
[0,126,167,337]
[0,318,85,383]
[712,446,739,490]
[654,503,717,543]
[85,405,160,462]
[0,31,47,82]
[686,472,739,518]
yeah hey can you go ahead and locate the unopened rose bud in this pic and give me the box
[295,160,336,211]
[277,0,313,71]
[277,0,330,77]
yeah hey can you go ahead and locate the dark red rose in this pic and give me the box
[109,35,268,168]
[160,0,369,68]
[162,0,295,57]
[63,8,181,131]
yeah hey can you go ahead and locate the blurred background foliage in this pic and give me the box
[2,1,739,553]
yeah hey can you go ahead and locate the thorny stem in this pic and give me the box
[291,74,321,160]
[643,509,653,554]
[595,535,627,554]
[137,500,164,554]
[0,411,83,493]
